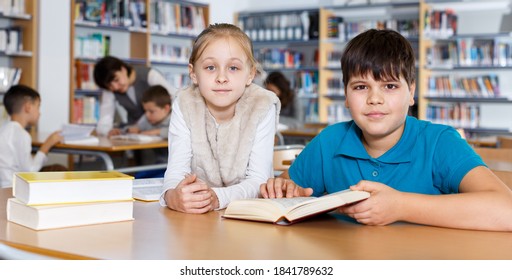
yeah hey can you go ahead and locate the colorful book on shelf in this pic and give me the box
[7,198,133,231]
[223,189,370,225]
[12,171,134,205]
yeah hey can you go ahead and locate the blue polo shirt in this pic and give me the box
[288,116,485,197]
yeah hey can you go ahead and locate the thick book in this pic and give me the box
[223,189,370,225]
[7,198,134,230]
[13,171,133,205]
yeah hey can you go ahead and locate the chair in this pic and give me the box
[275,130,285,146]
[497,136,512,148]
[273,144,305,173]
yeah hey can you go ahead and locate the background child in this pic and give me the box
[161,23,280,214]
[93,56,175,136]
[0,85,63,188]
[264,71,302,129]
[126,85,171,177]
[260,29,512,231]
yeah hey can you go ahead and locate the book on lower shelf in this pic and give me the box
[13,171,134,205]
[7,198,134,230]
[223,189,370,225]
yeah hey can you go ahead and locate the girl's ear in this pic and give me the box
[189,64,198,85]
[246,67,256,86]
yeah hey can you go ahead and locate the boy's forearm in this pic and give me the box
[399,191,512,231]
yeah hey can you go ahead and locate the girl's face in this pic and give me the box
[189,37,255,121]
[107,67,131,93]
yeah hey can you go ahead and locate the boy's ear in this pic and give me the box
[189,64,197,85]
[409,82,416,106]
[23,101,32,113]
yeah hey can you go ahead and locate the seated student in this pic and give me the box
[260,29,512,231]
[161,23,280,214]
[93,56,175,136]
[264,71,302,129]
[126,85,171,178]
[0,85,63,188]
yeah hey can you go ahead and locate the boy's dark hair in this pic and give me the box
[93,56,133,90]
[3,85,40,115]
[341,29,416,89]
[142,85,171,108]
[264,71,294,109]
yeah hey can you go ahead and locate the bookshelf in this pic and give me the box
[0,1,37,125]
[69,0,208,125]
[319,2,420,124]
[418,0,512,136]
[236,8,321,124]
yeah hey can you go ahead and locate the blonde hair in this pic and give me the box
[189,23,257,71]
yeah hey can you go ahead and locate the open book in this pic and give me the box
[111,134,163,143]
[61,124,98,144]
[223,189,370,225]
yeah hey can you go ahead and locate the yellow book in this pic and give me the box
[13,171,133,205]
[7,198,134,230]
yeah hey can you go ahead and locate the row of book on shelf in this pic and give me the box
[238,11,319,42]
[149,0,206,36]
[0,0,24,15]
[426,74,500,98]
[0,26,24,54]
[74,33,110,60]
[255,48,309,70]
[427,37,512,68]
[150,43,190,64]
[73,96,100,125]
[327,16,419,41]
[74,0,147,29]
[426,103,479,129]
[74,0,207,36]
[423,8,458,39]
[327,103,351,125]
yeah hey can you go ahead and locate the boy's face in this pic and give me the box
[142,101,170,125]
[107,67,130,93]
[27,99,41,126]
[189,37,255,118]
[345,73,415,144]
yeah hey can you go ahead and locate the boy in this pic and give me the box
[126,85,171,177]
[260,29,512,231]
[0,85,63,188]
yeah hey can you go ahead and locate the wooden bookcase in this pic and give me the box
[236,2,419,124]
[418,0,512,137]
[68,0,209,125]
[0,1,38,125]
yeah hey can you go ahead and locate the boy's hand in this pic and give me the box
[39,131,63,154]
[165,174,218,214]
[108,128,123,137]
[260,178,313,199]
[126,126,140,134]
[338,180,403,226]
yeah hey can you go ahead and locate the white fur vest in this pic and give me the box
[178,84,280,188]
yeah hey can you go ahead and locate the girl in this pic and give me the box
[161,23,280,214]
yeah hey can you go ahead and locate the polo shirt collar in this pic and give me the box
[336,117,417,164]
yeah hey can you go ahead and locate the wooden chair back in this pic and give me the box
[273,145,304,172]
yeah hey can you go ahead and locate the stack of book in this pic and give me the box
[7,171,134,230]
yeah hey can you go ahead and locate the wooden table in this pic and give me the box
[32,132,168,172]
[1,188,511,260]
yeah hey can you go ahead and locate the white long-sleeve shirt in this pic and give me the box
[0,121,47,188]
[160,99,276,209]
[96,69,175,136]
